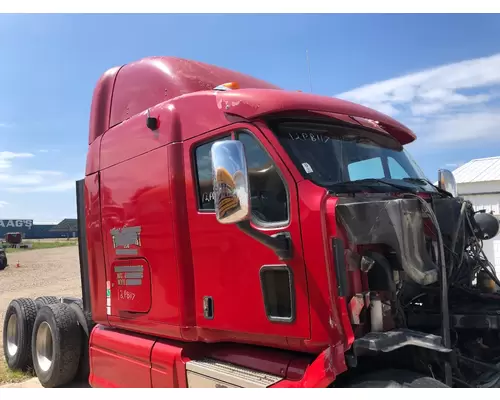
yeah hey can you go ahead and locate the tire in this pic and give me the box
[70,299,91,382]
[35,296,59,310]
[0,253,7,270]
[2,298,38,371]
[75,329,90,383]
[31,303,82,388]
[348,369,449,388]
[72,299,95,332]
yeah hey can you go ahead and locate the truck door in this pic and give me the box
[185,124,310,341]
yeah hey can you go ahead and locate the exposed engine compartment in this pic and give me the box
[335,192,500,387]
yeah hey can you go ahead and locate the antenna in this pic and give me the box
[306,49,313,93]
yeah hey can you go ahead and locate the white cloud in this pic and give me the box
[429,111,500,144]
[0,173,44,185]
[27,169,64,176]
[0,200,8,208]
[0,149,75,193]
[336,52,500,148]
[0,151,34,169]
[6,180,75,193]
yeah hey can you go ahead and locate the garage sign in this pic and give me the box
[0,220,33,229]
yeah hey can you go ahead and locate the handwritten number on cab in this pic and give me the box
[287,132,330,143]
[119,289,136,301]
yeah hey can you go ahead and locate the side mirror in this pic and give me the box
[437,169,458,197]
[211,140,251,224]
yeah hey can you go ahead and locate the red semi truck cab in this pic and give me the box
[82,56,451,388]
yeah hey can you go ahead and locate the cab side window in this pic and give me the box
[236,131,289,225]
[194,131,289,225]
[194,135,230,210]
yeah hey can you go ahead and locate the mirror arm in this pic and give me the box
[236,220,293,260]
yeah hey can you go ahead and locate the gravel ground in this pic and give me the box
[0,246,82,347]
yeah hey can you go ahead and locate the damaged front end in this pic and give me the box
[334,189,500,387]
[337,196,440,287]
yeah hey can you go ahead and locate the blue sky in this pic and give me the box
[1,13,500,223]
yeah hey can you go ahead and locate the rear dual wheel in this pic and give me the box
[32,303,82,388]
[2,298,37,371]
[3,297,87,387]
[35,296,59,310]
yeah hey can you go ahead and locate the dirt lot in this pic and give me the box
[0,246,82,387]
[0,246,82,334]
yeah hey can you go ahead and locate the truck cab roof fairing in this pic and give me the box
[88,56,415,147]
[87,57,281,145]
[215,89,416,145]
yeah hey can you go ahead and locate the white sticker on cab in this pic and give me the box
[302,162,313,174]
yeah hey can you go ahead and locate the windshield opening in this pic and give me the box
[269,120,436,193]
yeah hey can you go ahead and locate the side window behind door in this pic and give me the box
[193,130,289,226]
[237,131,289,226]
[194,135,231,210]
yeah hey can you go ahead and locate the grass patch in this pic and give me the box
[4,240,78,253]
[0,358,34,385]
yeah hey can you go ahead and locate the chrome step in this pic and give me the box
[186,358,283,388]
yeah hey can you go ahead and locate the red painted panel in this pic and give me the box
[270,347,338,388]
[105,318,182,340]
[216,89,415,145]
[323,198,355,350]
[100,103,177,171]
[109,258,151,314]
[91,327,313,388]
[150,340,190,388]
[92,56,415,147]
[89,325,154,388]
[294,180,352,359]
[88,66,121,144]
[99,144,182,337]
[109,57,280,129]
[89,324,333,389]
[184,327,293,350]
[295,180,335,348]
[85,173,109,326]
[184,123,310,345]
[169,93,233,142]
[167,143,196,334]
[151,340,313,388]
[207,344,311,379]
[85,136,102,176]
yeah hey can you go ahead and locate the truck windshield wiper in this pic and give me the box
[328,178,417,194]
[327,179,390,193]
[403,177,453,197]
[403,177,430,185]
[349,178,418,193]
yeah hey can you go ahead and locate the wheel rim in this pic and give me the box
[6,314,18,357]
[36,321,54,372]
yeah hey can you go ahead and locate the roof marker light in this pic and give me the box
[355,117,379,128]
[214,82,240,91]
